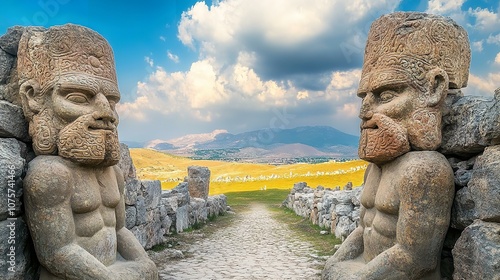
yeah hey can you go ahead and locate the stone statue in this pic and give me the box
[323,13,470,280]
[17,24,158,279]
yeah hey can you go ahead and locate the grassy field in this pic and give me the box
[130,148,367,195]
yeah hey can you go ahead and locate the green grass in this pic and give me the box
[225,189,342,256]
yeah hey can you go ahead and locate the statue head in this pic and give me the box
[18,24,121,167]
[357,12,470,164]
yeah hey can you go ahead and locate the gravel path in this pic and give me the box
[158,203,323,279]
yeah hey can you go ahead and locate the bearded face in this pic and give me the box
[356,77,443,165]
[27,75,121,167]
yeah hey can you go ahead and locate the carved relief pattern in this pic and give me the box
[57,114,120,166]
[29,108,58,155]
[17,24,117,91]
[409,109,441,150]
[358,113,410,163]
[362,12,470,92]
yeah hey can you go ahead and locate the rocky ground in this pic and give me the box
[150,204,325,279]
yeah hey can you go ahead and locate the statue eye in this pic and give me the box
[380,91,396,103]
[66,93,90,104]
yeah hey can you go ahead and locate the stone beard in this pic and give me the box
[30,107,120,167]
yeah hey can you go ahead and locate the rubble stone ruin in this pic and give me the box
[323,12,472,279]
[17,24,158,279]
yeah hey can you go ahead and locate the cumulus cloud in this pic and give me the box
[487,33,500,45]
[118,0,402,140]
[471,40,483,52]
[466,72,500,97]
[496,52,500,65]
[167,50,180,63]
[426,0,464,14]
[468,7,500,32]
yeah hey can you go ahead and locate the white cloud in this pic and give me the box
[486,33,500,45]
[466,72,500,97]
[159,36,166,42]
[120,0,404,140]
[144,56,154,67]
[496,52,500,65]
[426,0,464,14]
[471,40,483,52]
[468,7,500,32]
[167,51,180,63]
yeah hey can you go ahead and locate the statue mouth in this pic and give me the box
[361,119,378,130]
[87,121,116,131]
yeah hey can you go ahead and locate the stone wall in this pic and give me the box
[0,26,38,280]
[118,144,227,250]
[283,182,362,241]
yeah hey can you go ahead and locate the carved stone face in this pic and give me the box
[18,24,122,166]
[356,12,471,165]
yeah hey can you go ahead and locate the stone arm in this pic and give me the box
[353,155,455,279]
[23,157,116,280]
[112,165,158,279]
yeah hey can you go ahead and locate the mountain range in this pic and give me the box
[123,126,360,162]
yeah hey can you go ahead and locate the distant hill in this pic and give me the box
[140,126,359,161]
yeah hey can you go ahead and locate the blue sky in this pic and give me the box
[2,0,499,142]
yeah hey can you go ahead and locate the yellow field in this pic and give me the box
[130,148,367,195]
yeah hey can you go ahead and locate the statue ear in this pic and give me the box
[19,80,44,114]
[426,68,449,107]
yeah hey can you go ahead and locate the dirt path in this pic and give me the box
[157,203,323,279]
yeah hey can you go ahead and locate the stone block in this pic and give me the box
[124,178,140,206]
[125,206,137,229]
[176,205,189,233]
[0,218,37,280]
[468,145,500,222]
[441,95,500,156]
[141,180,161,210]
[117,143,136,181]
[0,26,25,55]
[452,220,500,280]
[135,196,147,226]
[0,101,29,141]
[451,187,478,229]
[0,138,26,220]
[0,49,14,84]
[187,166,210,200]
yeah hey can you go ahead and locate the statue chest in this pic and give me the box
[71,168,121,214]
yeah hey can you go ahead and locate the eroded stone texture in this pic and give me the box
[0,100,29,141]
[452,220,500,280]
[0,138,26,220]
[187,165,211,200]
[468,145,500,222]
[323,12,468,280]
[441,95,500,156]
[18,24,157,279]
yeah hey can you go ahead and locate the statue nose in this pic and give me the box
[93,93,117,124]
[359,93,374,120]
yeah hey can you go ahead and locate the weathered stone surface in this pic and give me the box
[468,145,500,222]
[0,49,14,84]
[0,138,26,220]
[124,178,140,206]
[118,143,136,181]
[144,209,164,249]
[0,26,25,55]
[187,166,210,200]
[141,180,162,210]
[441,95,500,156]
[176,205,189,233]
[0,101,29,141]
[324,12,464,280]
[451,187,478,229]
[452,220,500,280]
[125,206,137,229]
[159,206,172,234]
[189,198,208,226]
[162,196,178,215]
[136,195,147,225]
[0,218,37,280]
